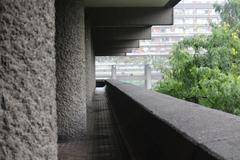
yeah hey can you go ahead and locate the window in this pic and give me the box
[185,27,194,33]
[175,9,184,15]
[197,18,208,24]
[175,27,184,33]
[196,9,208,15]
[175,18,184,24]
[185,18,194,24]
[160,28,166,32]
[185,9,194,15]
[162,37,170,42]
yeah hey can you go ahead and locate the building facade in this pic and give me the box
[130,0,225,56]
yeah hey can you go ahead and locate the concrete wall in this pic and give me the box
[85,23,96,106]
[0,1,57,160]
[56,0,87,140]
[106,80,240,160]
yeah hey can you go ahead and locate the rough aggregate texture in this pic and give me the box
[56,0,87,140]
[0,0,57,160]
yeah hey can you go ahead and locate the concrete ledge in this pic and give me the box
[106,80,240,160]
[95,48,132,56]
[93,40,139,49]
[95,53,127,56]
[92,27,152,40]
[86,8,173,27]
[85,0,180,7]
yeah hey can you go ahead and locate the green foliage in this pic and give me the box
[214,0,240,28]
[155,23,240,115]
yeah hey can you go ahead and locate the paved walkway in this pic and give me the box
[58,87,130,160]
[58,141,87,160]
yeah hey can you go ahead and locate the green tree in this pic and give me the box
[155,23,240,115]
[214,0,240,28]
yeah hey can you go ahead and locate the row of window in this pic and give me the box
[141,37,184,45]
[133,47,172,53]
[174,18,219,24]
[152,26,211,34]
[174,8,217,15]
[133,0,225,55]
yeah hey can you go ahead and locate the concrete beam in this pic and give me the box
[95,48,133,56]
[93,40,139,49]
[165,0,181,7]
[95,52,127,56]
[92,27,151,40]
[85,0,176,7]
[86,8,173,27]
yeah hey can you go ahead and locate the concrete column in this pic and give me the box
[111,65,117,80]
[144,64,152,89]
[85,23,96,106]
[0,1,57,160]
[56,0,86,140]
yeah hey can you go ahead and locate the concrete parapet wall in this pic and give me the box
[106,80,240,160]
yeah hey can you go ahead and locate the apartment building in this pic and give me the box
[129,0,225,56]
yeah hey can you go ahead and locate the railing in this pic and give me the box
[105,80,240,160]
[96,64,163,89]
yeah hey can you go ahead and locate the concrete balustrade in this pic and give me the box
[106,80,240,160]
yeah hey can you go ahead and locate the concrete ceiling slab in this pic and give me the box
[85,0,170,7]
[92,27,152,40]
[86,8,173,27]
[95,53,127,56]
[95,48,132,56]
[94,40,139,49]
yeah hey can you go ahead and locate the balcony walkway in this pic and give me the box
[59,80,240,160]
[58,86,131,160]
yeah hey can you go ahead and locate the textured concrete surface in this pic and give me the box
[85,23,95,106]
[58,141,87,160]
[0,0,57,160]
[56,0,87,140]
[106,80,240,160]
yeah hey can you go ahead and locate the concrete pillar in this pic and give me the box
[0,1,57,160]
[144,64,152,89]
[85,23,96,106]
[111,65,117,80]
[56,0,86,140]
